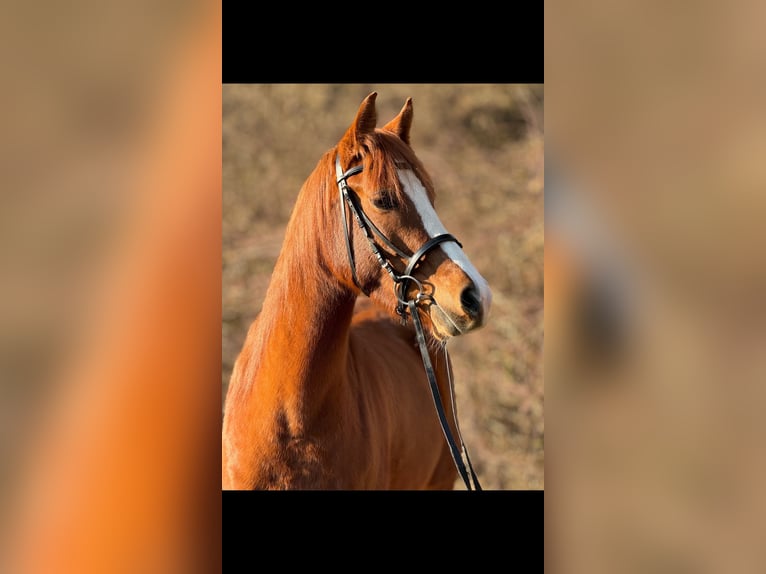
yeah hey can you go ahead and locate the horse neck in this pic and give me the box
[227,167,356,428]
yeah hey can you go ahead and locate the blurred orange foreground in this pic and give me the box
[1,2,222,573]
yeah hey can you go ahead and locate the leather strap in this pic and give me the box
[408,299,482,491]
[336,158,365,291]
[397,234,462,313]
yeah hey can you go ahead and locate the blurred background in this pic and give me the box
[0,1,221,572]
[222,84,544,490]
[547,1,766,571]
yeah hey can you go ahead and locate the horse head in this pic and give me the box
[331,92,492,340]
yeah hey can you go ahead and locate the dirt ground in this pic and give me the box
[222,84,543,489]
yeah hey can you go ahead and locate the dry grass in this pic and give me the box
[222,84,543,489]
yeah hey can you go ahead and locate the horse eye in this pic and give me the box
[372,193,398,211]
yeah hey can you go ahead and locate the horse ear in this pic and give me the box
[382,97,413,145]
[338,92,378,159]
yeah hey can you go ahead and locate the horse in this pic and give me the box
[221,92,492,490]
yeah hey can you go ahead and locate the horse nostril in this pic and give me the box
[460,284,482,319]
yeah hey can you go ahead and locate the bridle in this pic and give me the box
[335,155,460,319]
[335,154,482,491]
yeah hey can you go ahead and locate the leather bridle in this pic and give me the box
[335,155,461,319]
[335,154,482,491]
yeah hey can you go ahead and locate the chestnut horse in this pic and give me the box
[222,92,492,489]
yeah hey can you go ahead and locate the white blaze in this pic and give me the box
[397,169,492,315]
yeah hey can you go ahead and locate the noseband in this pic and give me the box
[335,154,482,491]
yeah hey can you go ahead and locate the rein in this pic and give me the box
[335,154,482,491]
